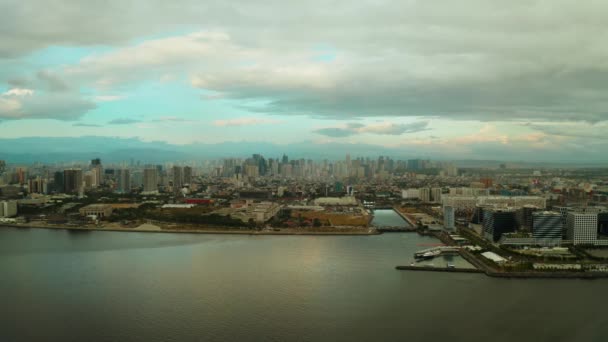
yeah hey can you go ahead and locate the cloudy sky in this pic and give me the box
[0,1,607,161]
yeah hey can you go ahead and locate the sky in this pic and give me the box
[0,0,607,162]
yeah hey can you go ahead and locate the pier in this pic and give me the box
[413,246,461,259]
[395,265,484,274]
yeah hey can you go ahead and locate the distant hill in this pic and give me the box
[0,136,606,167]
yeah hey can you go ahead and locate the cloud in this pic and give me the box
[94,95,125,102]
[314,121,429,137]
[313,128,354,138]
[3,88,33,96]
[73,123,102,127]
[0,87,95,120]
[527,121,608,140]
[4,1,608,126]
[150,116,199,124]
[107,118,141,125]
[213,117,282,127]
[36,70,69,91]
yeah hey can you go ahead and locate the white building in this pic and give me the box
[401,189,420,199]
[566,212,598,245]
[0,200,18,218]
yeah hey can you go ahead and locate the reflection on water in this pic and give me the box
[0,227,606,342]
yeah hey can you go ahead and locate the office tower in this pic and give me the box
[172,166,183,190]
[53,171,64,193]
[183,166,192,184]
[116,169,131,194]
[63,168,83,194]
[0,160,5,175]
[408,159,422,170]
[532,211,563,246]
[143,168,158,194]
[443,206,455,230]
[483,209,517,242]
[567,212,598,245]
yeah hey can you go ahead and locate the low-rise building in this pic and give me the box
[0,200,18,218]
[79,204,113,218]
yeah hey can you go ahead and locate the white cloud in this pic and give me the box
[0,88,95,120]
[3,88,34,96]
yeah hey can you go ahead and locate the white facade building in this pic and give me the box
[0,200,18,218]
[566,212,598,245]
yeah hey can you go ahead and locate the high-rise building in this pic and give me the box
[419,188,431,203]
[63,169,83,194]
[532,211,563,246]
[566,212,598,245]
[143,168,158,194]
[172,166,183,190]
[431,188,442,203]
[483,209,517,242]
[443,206,455,230]
[183,166,192,185]
[28,177,47,194]
[116,169,131,194]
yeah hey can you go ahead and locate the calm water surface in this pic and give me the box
[1,227,606,342]
[371,209,412,228]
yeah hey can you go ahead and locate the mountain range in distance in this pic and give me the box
[0,136,606,168]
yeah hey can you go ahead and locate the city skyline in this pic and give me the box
[2,1,608,162]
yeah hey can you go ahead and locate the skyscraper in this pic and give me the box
[116,169,131,194]
[143,168,158,194]
[183,166,192,184]
[172,166,183,191]
[443,206,455,230]
[63,169,83,194]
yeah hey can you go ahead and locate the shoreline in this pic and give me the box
[395,249,608,279]
[0,223,380,236]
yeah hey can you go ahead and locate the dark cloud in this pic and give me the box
[73,123,102,127]
[37,70,69,91]
[313,127,355,137]
[3,1,608,125]
[313,121,429,137]
[107,118,141,125]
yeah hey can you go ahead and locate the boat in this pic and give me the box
[417,249,441,260]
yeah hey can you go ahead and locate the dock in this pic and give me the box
[395,265,483,274]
